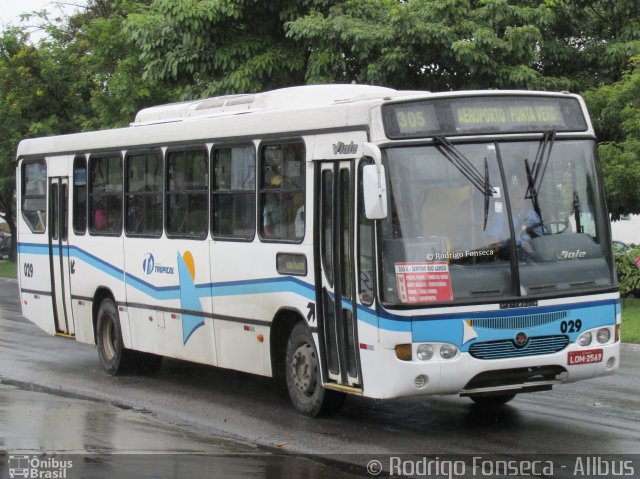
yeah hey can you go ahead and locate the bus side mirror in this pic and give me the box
[362,164,388,220]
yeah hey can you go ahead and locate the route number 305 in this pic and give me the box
[396,110,427,130]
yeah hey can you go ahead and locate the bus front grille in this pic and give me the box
[471,311,568,330]
[469,335,570,360]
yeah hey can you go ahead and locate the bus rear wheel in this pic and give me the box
[96,298,133,375]
[285,322,344,416]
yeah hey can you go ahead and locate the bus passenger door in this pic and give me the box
[48,177,75,336]
[317,161,361,390]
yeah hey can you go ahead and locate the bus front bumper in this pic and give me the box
[359,340,620,400]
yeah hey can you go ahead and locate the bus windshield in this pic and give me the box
[380,139,615,306]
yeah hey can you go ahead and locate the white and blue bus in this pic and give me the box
[16,85,620,415]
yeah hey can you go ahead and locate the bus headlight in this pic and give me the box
[578,332,592,346]
[596,328,611,344]
[416,344,434,361]
[440,344,458,359]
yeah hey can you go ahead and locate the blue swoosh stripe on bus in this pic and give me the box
[16,242,617,334]
[17,242,316,302]
[19,242,127,281]
[208,276,316,300]
[377,298,619,323]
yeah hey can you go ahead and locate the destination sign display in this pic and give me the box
[382,95,588,139]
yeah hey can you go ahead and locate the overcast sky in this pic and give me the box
[1,1,87,30]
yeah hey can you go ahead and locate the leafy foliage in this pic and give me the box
[0,24,94,257]
[286,0,552,90]
[123,0,332,97]
[614,245,640,298]
[77,0,171,128]
[583,60,640,218]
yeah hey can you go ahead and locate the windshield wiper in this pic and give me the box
[433,137,496,231]
[434,135,496,197]
[483,157,492,231]
[524,130,556,221]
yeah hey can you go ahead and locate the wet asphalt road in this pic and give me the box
[1,277,639,478]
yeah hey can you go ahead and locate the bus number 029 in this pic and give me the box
[560,319,582,333]
[24,263,34,278]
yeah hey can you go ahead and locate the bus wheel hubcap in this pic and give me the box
[292,343,317,395]
[102,317,116,360]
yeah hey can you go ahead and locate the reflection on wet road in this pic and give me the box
[0,382,359,478]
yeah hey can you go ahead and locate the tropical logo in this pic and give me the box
[142,253,155,275]
[177,250,205,344]
[143,252,175,275]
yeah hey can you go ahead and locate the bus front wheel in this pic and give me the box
[285,322,344,416]
[96,298,133,375]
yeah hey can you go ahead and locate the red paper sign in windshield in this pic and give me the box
[394,262,453,303]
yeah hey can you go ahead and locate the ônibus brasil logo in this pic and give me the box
[8,455,73,478]
[142,253,174,275]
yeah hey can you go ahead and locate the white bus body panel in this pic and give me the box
[123,237,218,366]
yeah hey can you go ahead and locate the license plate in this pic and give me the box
[568,349,603,365]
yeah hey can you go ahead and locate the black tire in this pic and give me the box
[470,393,517,408]
[96,298,134,376]
[285,322,344,417]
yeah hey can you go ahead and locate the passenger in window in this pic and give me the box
[127,195,144,233]
[294,192,304,238]
[94,201,106,231]
[263,176,282,237]
[105,196,121,231]
[295,205,304,238]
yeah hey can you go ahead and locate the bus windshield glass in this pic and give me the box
[379,140,614,305]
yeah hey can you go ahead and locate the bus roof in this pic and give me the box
[16,85,590,159]
[132,84,399,125]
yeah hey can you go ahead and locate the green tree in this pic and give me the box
[123,0,336,98]
[0,24,94,258]
[537,0,640,90]
[76,0,170,128]
[286,0,640,92]
[583,59,640,218]
[287,0,553,90]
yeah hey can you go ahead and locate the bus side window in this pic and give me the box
[358,161,374,305]
[166,147,208,239]
[212,145,256,240]
[259,142,305,241]
[73,156,87,235]
[125,150,163,237]
[89,154,123,235]
[21,160,47,233]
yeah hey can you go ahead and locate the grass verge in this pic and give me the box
[621,297,640,343]
[0,261,16,279]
